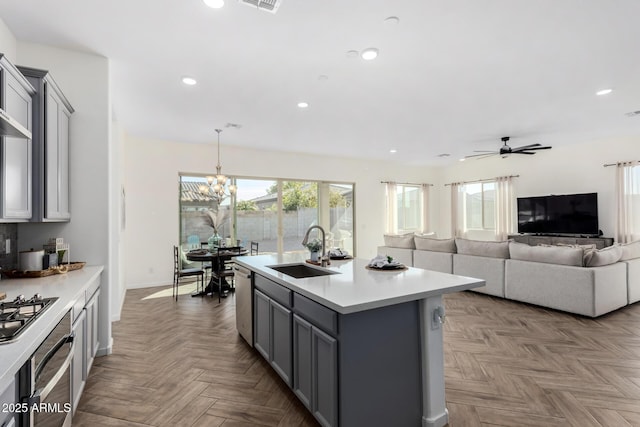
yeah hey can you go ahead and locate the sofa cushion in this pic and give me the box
[415,236,456,253]
[455,238,510,259]
[619,240,640,261]
[383,233,415,249]
[583,245,623,267]
[509,241,583,266]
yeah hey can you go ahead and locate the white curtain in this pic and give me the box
[616,161,640,243]
[495,176,515,241]
[450,182,465,238]
[420,184,431,233]
[385,182,398,234]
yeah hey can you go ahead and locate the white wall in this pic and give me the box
[434,136,640,240]
[0,17,16,61]
[124,135,436,288]
[15,42,114,353]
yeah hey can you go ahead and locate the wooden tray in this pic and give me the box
[2,262,86,279]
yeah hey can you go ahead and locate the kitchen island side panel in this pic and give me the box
[338,300,423,427]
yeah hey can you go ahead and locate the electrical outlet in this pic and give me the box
[5,239,10,254]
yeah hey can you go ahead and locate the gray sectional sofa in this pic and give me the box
[379,235,640,317]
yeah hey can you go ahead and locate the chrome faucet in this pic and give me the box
[302,225,330,267]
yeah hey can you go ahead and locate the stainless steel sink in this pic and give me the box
[268,263,340,279]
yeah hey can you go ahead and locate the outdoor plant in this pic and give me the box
[304,238,322,252]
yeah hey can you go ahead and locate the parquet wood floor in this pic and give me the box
[74,285,640,426]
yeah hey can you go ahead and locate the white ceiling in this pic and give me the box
[1,0,639,166]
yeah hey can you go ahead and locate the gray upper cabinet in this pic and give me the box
[0,55,35,222]
[18,66,74,222]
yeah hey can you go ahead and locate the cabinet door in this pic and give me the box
[254,290,270,360]
[270,299,292,386]
[1,70,32,220]
[313,327,338,427]
[45,89,71,220]
[293,314,313,409]
[85,290,100,373]
[71,309,86,414]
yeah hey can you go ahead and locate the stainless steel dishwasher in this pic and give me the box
[234,265,253,346]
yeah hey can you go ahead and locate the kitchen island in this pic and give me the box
[234,254,484,427]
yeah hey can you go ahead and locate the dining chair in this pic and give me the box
[250,241,259,255]
[212,246,243,302]
[173,245,205,301]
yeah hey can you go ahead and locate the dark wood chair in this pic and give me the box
[212,246,242,302]
[250,241,259,255]
[173,245,204,301]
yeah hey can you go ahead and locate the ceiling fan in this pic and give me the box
[465,136,552,159]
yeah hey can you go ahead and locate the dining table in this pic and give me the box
[186,247,249,297]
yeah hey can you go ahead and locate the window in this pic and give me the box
[463,182,496,230]
[385,183,429,234]
[180,175,355,255]
[396,185,421,232]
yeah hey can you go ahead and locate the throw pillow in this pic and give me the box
[414,231,437,238]
[455,238,510,259]
[619,240,640,261]
[415,236,456,253]
[509,241,584,266]
[383,233,416,249]
[583,245,623,267]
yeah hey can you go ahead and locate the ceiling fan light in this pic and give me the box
[361,48,378,60]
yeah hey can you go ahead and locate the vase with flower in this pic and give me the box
[304,238,322,262]
[203,208,228,251]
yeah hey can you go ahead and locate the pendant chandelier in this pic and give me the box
[199,129,237,204]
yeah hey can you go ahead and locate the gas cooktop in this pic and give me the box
[0,295,58,344]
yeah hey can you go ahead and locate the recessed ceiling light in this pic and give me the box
[596,88,613,96]
[459,158,466,162]
[389,149,397,154]
[346,50,359,59]
[203,0,224,8]
[181,76,197,86]
[361,48,379,60]
[297,102,309,108]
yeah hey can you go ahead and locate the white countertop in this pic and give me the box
[234,254,484,314]
[0,266,104,393]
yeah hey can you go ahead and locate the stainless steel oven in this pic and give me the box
[19,310,74,427]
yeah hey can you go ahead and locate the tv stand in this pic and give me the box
[508,234,614,249]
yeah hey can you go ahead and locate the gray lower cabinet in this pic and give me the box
[18,66,74,222]
[85,288,100,373]
[253,273,423,426]
[293,314,337,427]
[0,55,35,222]
[71,309,86,414]
[254,288,292,386]
[70,280,100,414]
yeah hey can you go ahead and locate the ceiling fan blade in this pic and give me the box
[513,151,536,155]
[472,150,497,153]
[512,143,541,150]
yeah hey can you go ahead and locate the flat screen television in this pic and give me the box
[517,192,599,236]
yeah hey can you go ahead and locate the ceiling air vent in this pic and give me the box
[239,0,282,13]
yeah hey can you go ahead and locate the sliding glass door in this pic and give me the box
[180,174,354,256]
